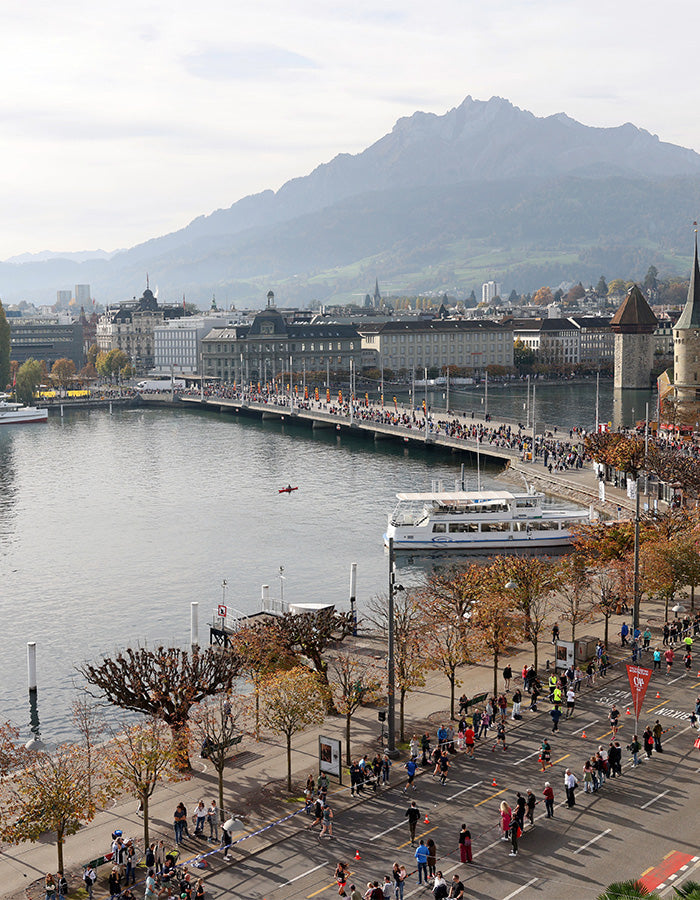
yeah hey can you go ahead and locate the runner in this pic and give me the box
[609,704,620,737]
[403,757,417,793]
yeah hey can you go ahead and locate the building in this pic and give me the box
[358,318,513,373]
[673,236,700,403]
[56,290,72,307]
[200,292,362,382]
[9,316,84,369]
[510,318,581,366]
[75,285,91,306]
[482,281,502,304]
[96,285,184,373]
[568,316,614,366]
[154,315,235,375]
[610,285,658,390]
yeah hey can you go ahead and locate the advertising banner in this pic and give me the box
[318,735,342,782]
[626,664,653,722]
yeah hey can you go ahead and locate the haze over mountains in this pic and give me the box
[5,96,700,306]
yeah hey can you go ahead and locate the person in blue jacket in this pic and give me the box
[414,840,429,885]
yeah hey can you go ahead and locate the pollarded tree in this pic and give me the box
[556,555,595,643]
[270,608,354,711]
[104,718,186,847]
[471,590,524,699]
[329,653,382,766]
[0,300,10,390]
[189,695,241,818]
[420,563,485,621]
[259,667,325,792]
[79,646,242,766]
[1,742,99,871]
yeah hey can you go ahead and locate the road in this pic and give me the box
[173,665,700,900]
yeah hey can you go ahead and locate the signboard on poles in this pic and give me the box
[217,604,227,618]
[318,735,342,782]
[626,664,652,722]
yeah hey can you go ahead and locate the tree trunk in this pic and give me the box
[143,792,150,847]
[217,766,225,820]
[449,671,456,720]
[345,712,352,767]
[604,613,609,647]
[255,688,260,742]
[692,584,696,613]
[532,636,539,673]
[170,721,191,769]
[56,829,64,874]
[286,734,292,792]
[400,688,406,743]
[492,651,499,698]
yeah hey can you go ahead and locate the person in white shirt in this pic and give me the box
[564,769,576,807]
[565,687,576,718]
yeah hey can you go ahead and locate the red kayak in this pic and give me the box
[278,486,299,493]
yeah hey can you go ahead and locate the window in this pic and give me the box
[433,523,446,533]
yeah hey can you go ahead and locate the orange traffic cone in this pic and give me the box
[424,814,430,825]
[656,692,660,699]
[581,731,586,738]
[354,850,361,861]
[492,778,498,787]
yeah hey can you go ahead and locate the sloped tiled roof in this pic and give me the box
[610,285,657,334]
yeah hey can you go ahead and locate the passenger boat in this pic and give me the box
[0,400,49,425]
[384,488,590,551]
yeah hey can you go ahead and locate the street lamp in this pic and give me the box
[386,538,402,758]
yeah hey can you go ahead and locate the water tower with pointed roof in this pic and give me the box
[610,284,657,389]
[672,231,700,403]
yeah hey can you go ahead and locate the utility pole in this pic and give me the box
[387,538,398,757]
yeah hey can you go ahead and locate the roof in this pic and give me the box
[567,316,612,329]
[609,285,657,334]
[396,490,526,502]
[675,233,700,330]
[358,319,511,335]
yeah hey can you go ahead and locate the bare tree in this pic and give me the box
[72,696,105,807]
[556,556,595,643]
[189,695,241,819]
[329,653,382,765]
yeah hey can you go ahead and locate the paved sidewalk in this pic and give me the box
[2,586,670,900]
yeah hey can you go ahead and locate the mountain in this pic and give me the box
[3,96,700,304]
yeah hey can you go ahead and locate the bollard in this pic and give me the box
[191,602,199,649]
[27,641,37,693]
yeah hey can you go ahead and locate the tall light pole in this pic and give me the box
[387,538,399,757]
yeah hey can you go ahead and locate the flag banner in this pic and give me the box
[338,389,342,403]
[326,388,330,403]
[626,664,652,720]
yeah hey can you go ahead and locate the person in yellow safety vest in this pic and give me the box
[548,674,557,701]
[552,686,563,708]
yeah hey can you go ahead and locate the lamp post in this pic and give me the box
[386,538,400,758]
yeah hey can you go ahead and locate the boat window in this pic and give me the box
[481,522,508,532]
[448,523,479,533]
[516,500,538,508]
[531,521,559,530]
[433,523,446,533]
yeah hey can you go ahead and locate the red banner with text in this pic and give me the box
[626,664,653,720]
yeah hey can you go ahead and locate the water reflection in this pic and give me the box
[0,431,17,536]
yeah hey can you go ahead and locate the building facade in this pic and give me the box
[154,315,235,374]
[200,295,362,382]
[96,286,184,373]
[673,237,700,403]
[610,285,658,390]
[510,318,581,366]
[482,281,502,304]
[358,319,513,373]
[9,317,84,369]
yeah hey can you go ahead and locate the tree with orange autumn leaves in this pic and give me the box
[329,654,382,765]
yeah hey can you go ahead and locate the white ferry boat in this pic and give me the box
[384,488,590,552]
[0,399,48,425]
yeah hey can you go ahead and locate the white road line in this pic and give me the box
[514,750,540,765]
[370,820,404,840]
[640,789,669,809]
[502,878,538,900]
[448,780,482,800]
[573,828,611,854]
[281,863,325,886]
[668,674,686,684]
[572,720,598,735]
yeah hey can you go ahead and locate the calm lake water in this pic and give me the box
[0,381,652,743]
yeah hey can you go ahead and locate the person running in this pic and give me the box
[609,704,620,737]
[463,723,475,756]
[336,862,350,898]
[653,647,662,670]
[565,687,576,718]
[403,757,417,793]
[319,803,333,839]
[665,646,675,673]
[405,801,420,845]
[458,825,472,863]
[492,720,507,751]
[540,738,552,771]
[550,705,562,733]
[437,752,450,785]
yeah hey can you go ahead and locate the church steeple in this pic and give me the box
[675,226,700,330]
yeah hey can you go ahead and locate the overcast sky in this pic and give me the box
[1,0,697,259]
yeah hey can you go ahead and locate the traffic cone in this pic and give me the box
[424,814,430,825]
[581,731,586,738]
[626,708,632,715]
[655,692,660,699]
[492,778,498,787]
[354,850,361,861]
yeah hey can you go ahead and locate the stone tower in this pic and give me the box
[610,285,658,390]
[673,234,700,403]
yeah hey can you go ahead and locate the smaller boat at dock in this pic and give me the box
[384,487,590,552]
[0,399,49,425]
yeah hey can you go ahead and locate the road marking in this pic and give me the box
[475,787,507,807]
[282,863,325,886]
[396,824,437,849]
[552,754,570,765]
[668,674,686,684]
[447,780,482,800]
[645,699,668,714]
[502,878,538,900]
[572,720,598,735]
[514,750,540,765]
[639,851,696,892]
[370,820,404,840]
[573,827,611,854]
[597,729,613,740]
[641,789,669,810]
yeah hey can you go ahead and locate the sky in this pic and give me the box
[1,0,698,260]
